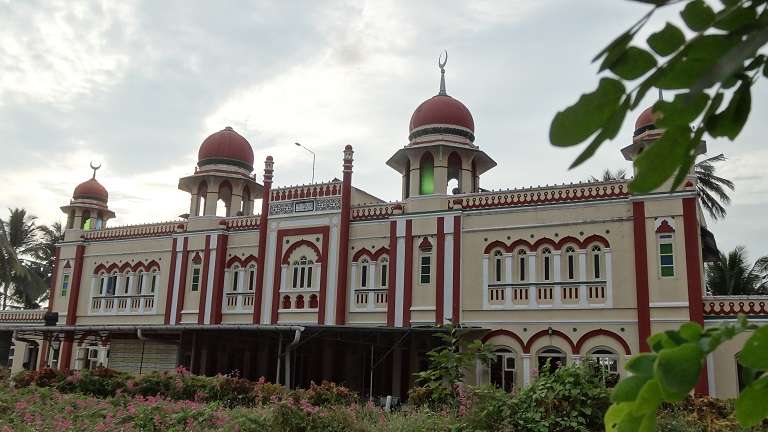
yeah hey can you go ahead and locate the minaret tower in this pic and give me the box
[387,52,496,207]
[61,163,115,231]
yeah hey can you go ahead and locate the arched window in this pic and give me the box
[150,271,158,294]
[217,181,233,217]
[489,347,516,392]
[404,159,411,199]
[587,347,618,374]
[241,186,251,215]
[517,249,527,281]
[379,257,389,288]
[197,182,208,217]
[231,265,241,292]
[493,250,504,283]
[360,258,369,288]
[471,159,478,192]
[419,152,434,195]
[565,246,576,280]
[591,246,602,279]
[122,273,131,295]
[136,271,145,294]
[542,248,552,281]
[292,256,314,289]
[447,152,462,194]
[537,347,566,374]
[247,265,256,291]
[106,273,118,296]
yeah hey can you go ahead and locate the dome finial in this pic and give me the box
[438,50,448,95]
[89,161,101,179]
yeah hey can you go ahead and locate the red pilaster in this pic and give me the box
[683,196,709,395]
[46,246,61,311]
[65,245,86,326]
[403,219,413,327]
[387,221,397,326]
[436,217,445,325]
[175,237,190,324]
[163,237,178,324]
[197,235,212,324]
[211,234,229,324]
[59,333,74,371]
[335,145,354,325]
[253,156,273,324]
[452,215,461,323]
[632,201,651,352]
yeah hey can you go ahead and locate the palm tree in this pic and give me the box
[589,169,627,182]
[30,222,64,305]
[695,154,735,221]
[706,247,768,296]
[0,209,48,309]
[591,153,733,220]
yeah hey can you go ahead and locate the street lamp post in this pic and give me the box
[294,142,315,184]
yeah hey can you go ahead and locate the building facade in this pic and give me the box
[7,65,761,400]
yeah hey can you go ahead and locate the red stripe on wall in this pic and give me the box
[197,235,212,324]
[211,234,229,324]
[452,215,461,323]
[175,237,189,324]
[387,221,397,326]
[683,196,709,395]
[436,217,445,325]
[163,237,178,324]
[632,201,651,352]
[65,245,86,326]
[403,220,413,327]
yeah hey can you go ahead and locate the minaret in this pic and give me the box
[61,163,115,232]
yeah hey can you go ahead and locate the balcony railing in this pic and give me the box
[353,289,388,311]
[703,296,768,317]
[0,309,46,324]
[90,295,156,314]
[486,281,608,309]
[223,292,255,312]
[278,290,320,312]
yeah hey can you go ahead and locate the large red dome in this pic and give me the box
[198,127,254,170]
[409,95,474,133]
[73,178,108,202]
[634,106,658,134]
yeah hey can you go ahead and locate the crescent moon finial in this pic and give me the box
[90,161,102,179]
[438,50,448,71]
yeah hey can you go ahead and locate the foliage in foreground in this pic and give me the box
[606,316,768,431]
[550,0,768,194]
[707,246,768,295]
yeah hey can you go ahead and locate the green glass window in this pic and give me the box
[419,153,434,195]
[659,236,674,277]
[61,274,70,297]
[420,255,431,284]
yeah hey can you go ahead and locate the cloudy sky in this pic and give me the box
[1,0,766,257]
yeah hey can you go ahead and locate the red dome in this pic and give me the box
[198,127,254,170]
[73,178,108,202]
[409,95,474,132]
[635,106,658,130]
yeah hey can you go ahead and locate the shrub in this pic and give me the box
[291,380,357,407]
[32,367,65,387]
[656,396,768,432]
[56,367,130,397]
[11,370,35,388]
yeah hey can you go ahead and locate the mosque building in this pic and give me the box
[4,59,761,400]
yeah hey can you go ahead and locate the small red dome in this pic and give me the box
[198,127,254,170]
[73,178,108,202]
[409,95,474,132]
[635,106,658,130]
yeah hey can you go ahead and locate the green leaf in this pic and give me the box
[681,0,715,31]
[655,92,709,128]
[647,23,686,56]
[679,322,703,342]
[569,97,629,169]
[745,55,765,72]
[735,376,768,427]
[639,412,657,432]
[598,33,634,72]
[605,402,633,432]
[618,412,645,432]
[610,47,658,80]
[625,353,657,376]
[705,79,751,140]
[739,325,768,370]
[550,78,626,146]
[655,342,703,395]
[634,379,663,414]
[612,375,652,402]
[630,126,694,192]
[655,35,739,89]
[714,6,757,32]
[763,61,768,78]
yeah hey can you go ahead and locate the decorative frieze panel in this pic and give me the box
[83,221,185,241]
[449,180,629,210]
[703,296,768,317]
[269,197,341,216]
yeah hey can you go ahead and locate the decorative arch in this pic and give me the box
[352,246,390,262]
[523,329,577,354]
[419,152,435,195]
[483,240,510,255]
[226,254,258,269]
[532,238,557,251]
[581,234,610,248]
[481,329,526,350]
[509,239,533,252]
[281,239,322,265]
[575,329,631,355]
[555,236,581,250]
